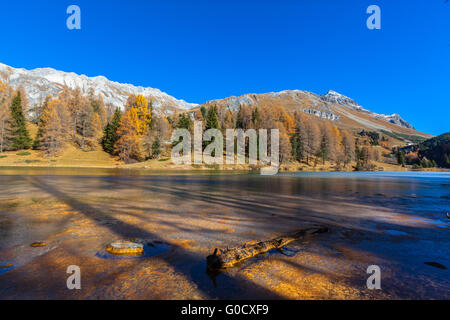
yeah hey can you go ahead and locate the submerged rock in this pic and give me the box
[106,240,144,256]
[30,242,47,247]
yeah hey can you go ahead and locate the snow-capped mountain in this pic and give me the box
[0,62,198,114]
[0,62,417,132]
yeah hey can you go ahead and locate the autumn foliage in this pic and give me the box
[0,80,398,170]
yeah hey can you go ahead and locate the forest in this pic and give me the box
[0,80,446,170]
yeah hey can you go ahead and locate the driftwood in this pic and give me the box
[207,225,329,269]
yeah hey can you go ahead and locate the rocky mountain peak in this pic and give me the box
[320,90,361,110]
[0,62,198,115]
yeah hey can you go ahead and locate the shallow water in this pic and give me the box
[0,169,448,299]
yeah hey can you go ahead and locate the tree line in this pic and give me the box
[0,81,386,170]
[166,103,383,170]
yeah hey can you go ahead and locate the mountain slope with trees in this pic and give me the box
[0,74,443,172]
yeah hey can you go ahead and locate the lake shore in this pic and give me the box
[1,148,449,173]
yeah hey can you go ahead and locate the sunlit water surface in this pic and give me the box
[0,169,448,299]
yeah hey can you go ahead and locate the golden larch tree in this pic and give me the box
[114,108,144,163]
[37,99,66,156]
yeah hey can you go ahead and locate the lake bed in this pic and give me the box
[0,170,448,299]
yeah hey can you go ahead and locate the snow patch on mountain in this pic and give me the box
[320,90,364,111]
[380,113,413,129]
[0,62,198,113]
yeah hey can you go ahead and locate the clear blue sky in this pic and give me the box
[0,0,448,135]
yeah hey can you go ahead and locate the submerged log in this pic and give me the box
[207,225,329,269]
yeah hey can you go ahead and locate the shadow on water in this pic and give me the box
[25,176,285,299]
[1,171,449,299]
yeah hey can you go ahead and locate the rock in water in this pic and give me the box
[207,225,328,269]
[106,240,144,256]
[30,242,47,247]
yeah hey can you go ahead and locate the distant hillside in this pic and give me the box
[417,133,450,168]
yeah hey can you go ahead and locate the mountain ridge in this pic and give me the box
[199,89,424,139]
[0,62,198,115]
[0,62,426,138]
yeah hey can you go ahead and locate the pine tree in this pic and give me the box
[102,109,122,154]
[177,113,192,130]
[8,92,32,150]
[445,154,450,168]
[200,106,207,120]
[204,105,220,154]
[151,139,161,158]
[317,124,330,165]
[317,136,329,165]
[431,159,437,168]
[206,105,219,130]
[396,148,405,166]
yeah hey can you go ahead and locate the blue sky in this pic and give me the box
[0,0,448,135]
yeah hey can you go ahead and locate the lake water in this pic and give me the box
[0,169,448,299]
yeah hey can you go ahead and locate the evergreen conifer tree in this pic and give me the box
[102,109,122,154]
[8,92,32,150]
[205,106,219,130]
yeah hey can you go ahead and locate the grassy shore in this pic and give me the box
[0,147,448,173]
